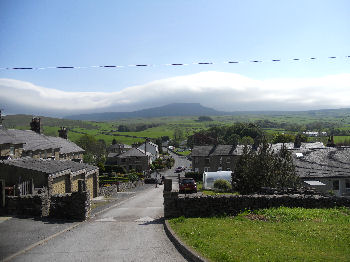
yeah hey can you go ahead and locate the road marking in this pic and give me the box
[135,216,154,222]
[95,217,116,222]
[0,216,11,224]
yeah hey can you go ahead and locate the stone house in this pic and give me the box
[192,142,350,196]
[191,145,244,173]
[293,147,350,196]
[0,128,84,160]
[137,141,159,161]
[106,143,132,163]
[0,129,25,159]
[109,147,151,172]
[107,143,132,155]
[0,157,99,199]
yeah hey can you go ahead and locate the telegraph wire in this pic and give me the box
[0,55,348,71]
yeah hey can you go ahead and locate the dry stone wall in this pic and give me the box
[99,180,145,197]
[164,192,350,218]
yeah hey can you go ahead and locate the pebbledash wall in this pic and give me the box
[163,179,350,218]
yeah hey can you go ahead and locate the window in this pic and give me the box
[226,168,231,171]
[333,180,339,191]
[194,157,199,164]
[218,167,222,171]
[194,168,199,172]
[205,157,210,165]
[204,167,210,172]
[10,146,14,155]
[226,158,231,164]
[346,179,350,189]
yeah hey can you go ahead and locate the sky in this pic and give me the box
[0,0,349,116]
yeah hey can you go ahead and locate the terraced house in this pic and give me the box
[0,125,84,161]
[0,118,98,201]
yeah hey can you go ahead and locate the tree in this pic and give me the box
[76,134,106,165]
[232,139,300,194]
[197,116,213,122]
[173,128,184,142]
[272,133,295,144]
[112,138,118,145]
[240,136,254,145]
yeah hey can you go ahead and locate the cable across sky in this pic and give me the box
[1,55,348,71]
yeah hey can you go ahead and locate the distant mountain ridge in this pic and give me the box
[65,103,225,121]
[64,103,350,121]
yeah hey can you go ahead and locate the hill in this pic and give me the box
[65,103,225,121]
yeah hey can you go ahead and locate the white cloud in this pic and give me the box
[1,71,350,116]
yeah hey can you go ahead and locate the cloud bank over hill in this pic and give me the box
[1,71,350,116]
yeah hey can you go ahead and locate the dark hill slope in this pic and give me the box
[65,103,225,121]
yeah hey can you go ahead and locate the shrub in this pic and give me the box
[104,165,126,174]
[185,172,202,182]
[213,179,232,192]
[128,173,139,182]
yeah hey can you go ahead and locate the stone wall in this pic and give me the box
[0,190,90,220]
[2,193,49,217]
[50,191,90,220]
[52,175,66,194]
[163,192,350,218]
[99,180,145,197]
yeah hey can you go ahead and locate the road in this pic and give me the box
[1,152,191,262]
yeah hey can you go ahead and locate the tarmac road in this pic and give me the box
[1,151,191,262]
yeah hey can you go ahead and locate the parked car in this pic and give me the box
[175,166,185,173]
[179,178,197,194]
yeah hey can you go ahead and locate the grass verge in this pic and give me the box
[168,207,350,262]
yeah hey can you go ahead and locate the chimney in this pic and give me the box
[58,127,68,139]
[144,138,149,155]
[30,117,41,134]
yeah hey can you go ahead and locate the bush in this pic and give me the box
[104,165,126,174]
[185,172,202,182]
[213,179,232,192]
[128,173,139,182]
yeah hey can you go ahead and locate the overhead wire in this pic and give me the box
[0,55,348,71]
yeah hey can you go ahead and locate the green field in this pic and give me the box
[169,207,350,262]
[4,111,350,146]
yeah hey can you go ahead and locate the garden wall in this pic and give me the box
[164,190,350,218]
[0,189,90,220]
[99,180,145,197]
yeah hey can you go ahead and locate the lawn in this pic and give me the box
[168,207,350,262]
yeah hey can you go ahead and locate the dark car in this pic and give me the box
[179,178,197,194]
[175,166,184,173]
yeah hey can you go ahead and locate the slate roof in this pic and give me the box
[46,136,84,154]
[118,147,150,158]
[0,128,25,145]
[107,143,131,150]
[0,129,84,154]
[191,145,244,157]
[271,142,325,151]
[0,157,97,175]
[293,147,350,178]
